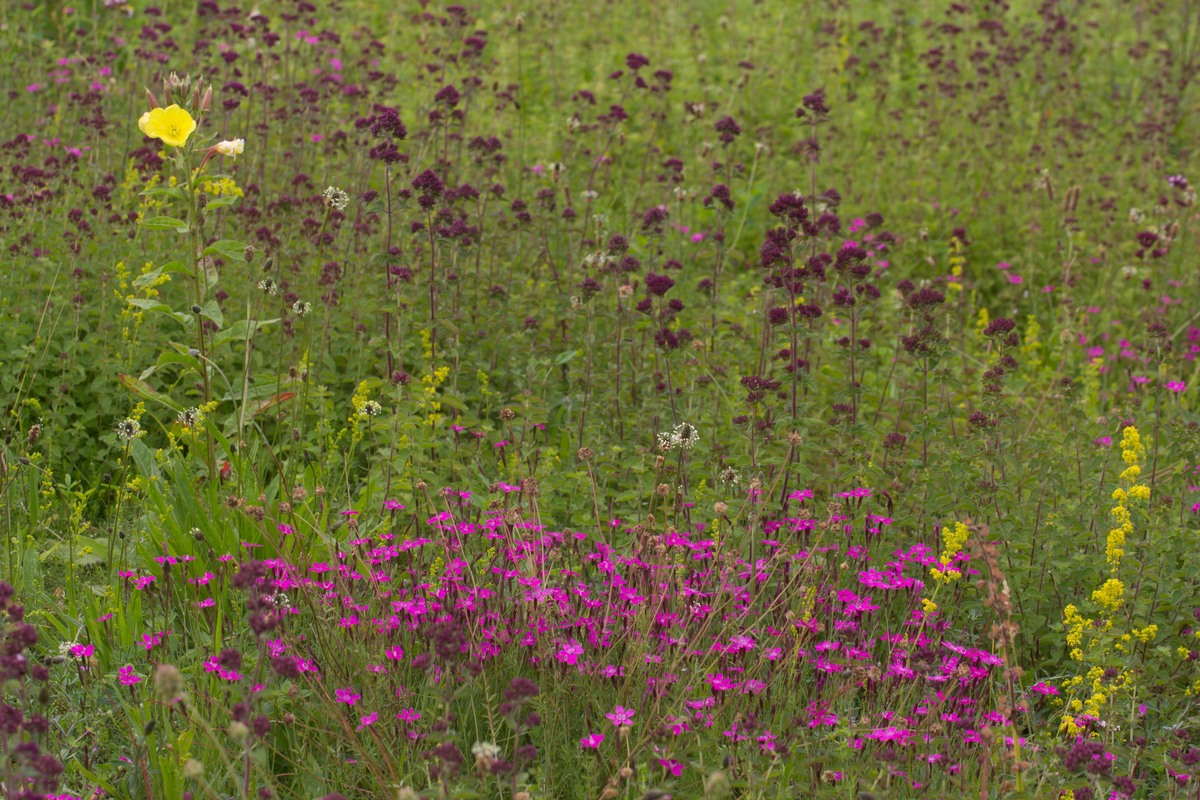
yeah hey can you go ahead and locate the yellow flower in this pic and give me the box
[141,104,196,148]
[1091,578,1124,613]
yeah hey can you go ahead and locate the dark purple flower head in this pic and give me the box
[413,169,445,199]
[625,52,650,71]
[645,272,675,296]
[801,89,830,116]
[369,105,407,140]
[769,192,808,225]
[434,84,461,107]
[714,115,741,144]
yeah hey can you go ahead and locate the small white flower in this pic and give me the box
[292,300,312,317]
[674,422,700,450]
[658,422,700,452]
[115,418,143,441]
[471,741,501,760]
[359,400,382,417]
[322,186,350,211]
[215,138,245,157]
[176,407,203,429]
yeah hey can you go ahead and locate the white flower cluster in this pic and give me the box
[657,422,700,452]
[322,185,350,211]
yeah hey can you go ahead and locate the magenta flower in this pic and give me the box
[579,732,604,749]
[555,639,584,666]
[70,643,94,659]
[357,712,378,730]
[605,705,635,726]
[659,758,684,776]
[384,646,404,660]
[118,665,141,686]
[383,499,404,510]
[1167,380,1186,393]
[335,687,362,706]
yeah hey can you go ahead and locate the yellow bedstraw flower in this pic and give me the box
[141,104,196,148]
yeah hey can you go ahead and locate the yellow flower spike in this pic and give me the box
[141,104,197,148]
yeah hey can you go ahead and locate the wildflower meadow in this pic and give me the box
[1,1,1200,798]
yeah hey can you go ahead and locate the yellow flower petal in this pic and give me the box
[142,104,196,148]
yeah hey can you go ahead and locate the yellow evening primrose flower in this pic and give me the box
[141,104,197,148]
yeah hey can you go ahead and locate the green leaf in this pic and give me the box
[204,194,241,210]
[139,215,190,233]
[200,299,223,327]
[132,260,188,289]
[201,239,250,263]
[210,318,279,348]
[139,185,188,202]
[126,297,190,327]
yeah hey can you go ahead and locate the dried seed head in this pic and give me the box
[154,664,184,700]
[577,446,594,461]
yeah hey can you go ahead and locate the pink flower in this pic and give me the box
[356,712,378,730]
[278,523,294,535]
[335,687,361,706]
[384,646,404,660]
[605,705,635,726]
[555,639,584,666]
[1030,681,1059,696]
[1167,381,1186,393]
[397,708,421,723]
[1007,273,1023,284]
[659,758,684,776]
[579,732,604,749]
[118,665,141,686]
[384,499,404,510]
[70,643,94,659]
